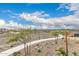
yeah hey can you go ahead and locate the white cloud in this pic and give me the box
[0,19,27,29]
[1,6,79,29]
[0,19,6,26]
[31,11,49,17]
[57,3,79,12]
[19,11,53,26]
[50,3,79,29]
[1,13,79,29]
[56,3,68,10]
[67,4,79,11]
[0,19,42,29]
[19,10,79,29]
[5,20,29,29]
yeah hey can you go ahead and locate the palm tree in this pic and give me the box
[7,29,32,56]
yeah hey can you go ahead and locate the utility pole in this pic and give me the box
[65,30,68,56]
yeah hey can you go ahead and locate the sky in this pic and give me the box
[0,3,79,29]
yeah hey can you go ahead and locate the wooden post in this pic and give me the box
[65,30,68,56]
[28,26,32,56]
[24,42,27,56]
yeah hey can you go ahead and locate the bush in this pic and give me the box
[56,47,66,56]
[37,49,42,53]
[72,51,78,56]
[13,52,21,56]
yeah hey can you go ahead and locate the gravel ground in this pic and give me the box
[14,38,79,56]
[1,31,79,56]
[0,31,53,52]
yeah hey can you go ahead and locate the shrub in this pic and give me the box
[72,51,78,56]
[56,47,66,56]
[13,52,21,56]
[37,49,42,53]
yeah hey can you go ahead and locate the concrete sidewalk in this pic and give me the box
[0,36,63,56]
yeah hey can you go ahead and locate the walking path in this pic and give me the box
[0,35,63,56]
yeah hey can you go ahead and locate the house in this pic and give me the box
[73,32,79,37]
[69,32,79,37]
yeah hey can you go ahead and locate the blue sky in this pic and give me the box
[0,3,79,29]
